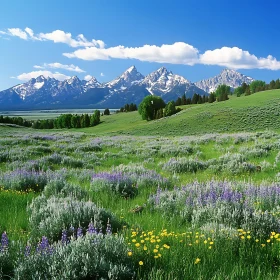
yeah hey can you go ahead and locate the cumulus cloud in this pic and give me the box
[84,75,92,81]
[199,47,280,70]
[0,27,104,48]
[64,43,280,70]
[63,42,199,65]
[100,72,105,77]
[7,28,28,40]
[33,62,85,73]
[15,70,70,81]
[3,27,280,70]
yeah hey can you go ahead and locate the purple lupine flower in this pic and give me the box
[61,229,68,245]
[36,236,51,255]
[24,244,31,257]
[87,220,97,235]
[0,231,8,252]
[77,227,83,238]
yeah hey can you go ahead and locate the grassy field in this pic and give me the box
[75,89,280,136]
[1,126,280,279]
[1,91,280,279]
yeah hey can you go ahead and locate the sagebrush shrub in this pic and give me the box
[43,178,89,200]
[15,232,134,280]
[28,195,122,240]
[162,157,207,173]
[0,169,53,191]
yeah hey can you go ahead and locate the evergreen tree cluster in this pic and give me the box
[103,108,110,115]
[138,95,181,121]
[215,85,230,102]
[118,103,137,113]
[0,115,32,127]
[234,79,280,97]
[32,110,101,129]
[175,93,210,106]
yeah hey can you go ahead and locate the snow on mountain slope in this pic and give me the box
[1,66,256,109]
[195,69,254,93]
[141,67,192,93]
[105,65,144,90]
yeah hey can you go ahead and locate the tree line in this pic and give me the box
[175,93,211,106]
[0,111,101,130]
[234,79,280,97]
[32,110,101,129]
[0,115,32,127]
[116,103,138,113]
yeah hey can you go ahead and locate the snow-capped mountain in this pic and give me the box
[140,67,207,100]
[0,66,214,109]
[12,75,58,100]
[105,66,144,90]
[195,69,254,93]
[83,77,101,90]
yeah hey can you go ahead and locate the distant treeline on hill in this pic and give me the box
[233,79,280,96]
[0,110,101,129]
[33,110,101,129]
[116,103,138,113]
[175,93,211,105]
[0,115,32,127]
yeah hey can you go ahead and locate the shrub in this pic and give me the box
[61,156,84,168]
[148,181,280,236]
[28,196,122,241]
[162,157,207,173]
[0,169,53,192]
[91,172,137,198]
[91,170,170,197]
[15,232,134,280]
[0,232,13,279]
[43,178,89,200]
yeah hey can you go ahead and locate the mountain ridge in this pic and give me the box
[0,67,254,109]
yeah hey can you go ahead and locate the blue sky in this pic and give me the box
[1,0,280,90]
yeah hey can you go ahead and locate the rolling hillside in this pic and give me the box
[1,89,280,136]
[77,89,280,136]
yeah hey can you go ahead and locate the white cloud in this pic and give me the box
[100,72,105,77]
[34,62,85,73]
[33,65,44,69]
[63,42,199,65]
[7,28,28,40]
[15,70,70,81]
[84,75,92,81]
[199,47,280,70]
[3,27,280,70]
[1,27,104,48]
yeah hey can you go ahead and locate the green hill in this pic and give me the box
[76,89,280,136]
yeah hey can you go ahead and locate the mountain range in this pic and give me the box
[0,67,254,109]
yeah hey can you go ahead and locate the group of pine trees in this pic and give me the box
[0,115,32,127]
[117,103,137,113]
[32,110,101,129]
[175,93,214,106]
[234,79,280,97]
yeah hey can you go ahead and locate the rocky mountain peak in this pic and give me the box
[195,68,254,93]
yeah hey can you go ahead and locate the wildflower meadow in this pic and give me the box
[1,129,280,279]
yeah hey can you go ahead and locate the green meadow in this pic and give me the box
[1,90,280,279]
